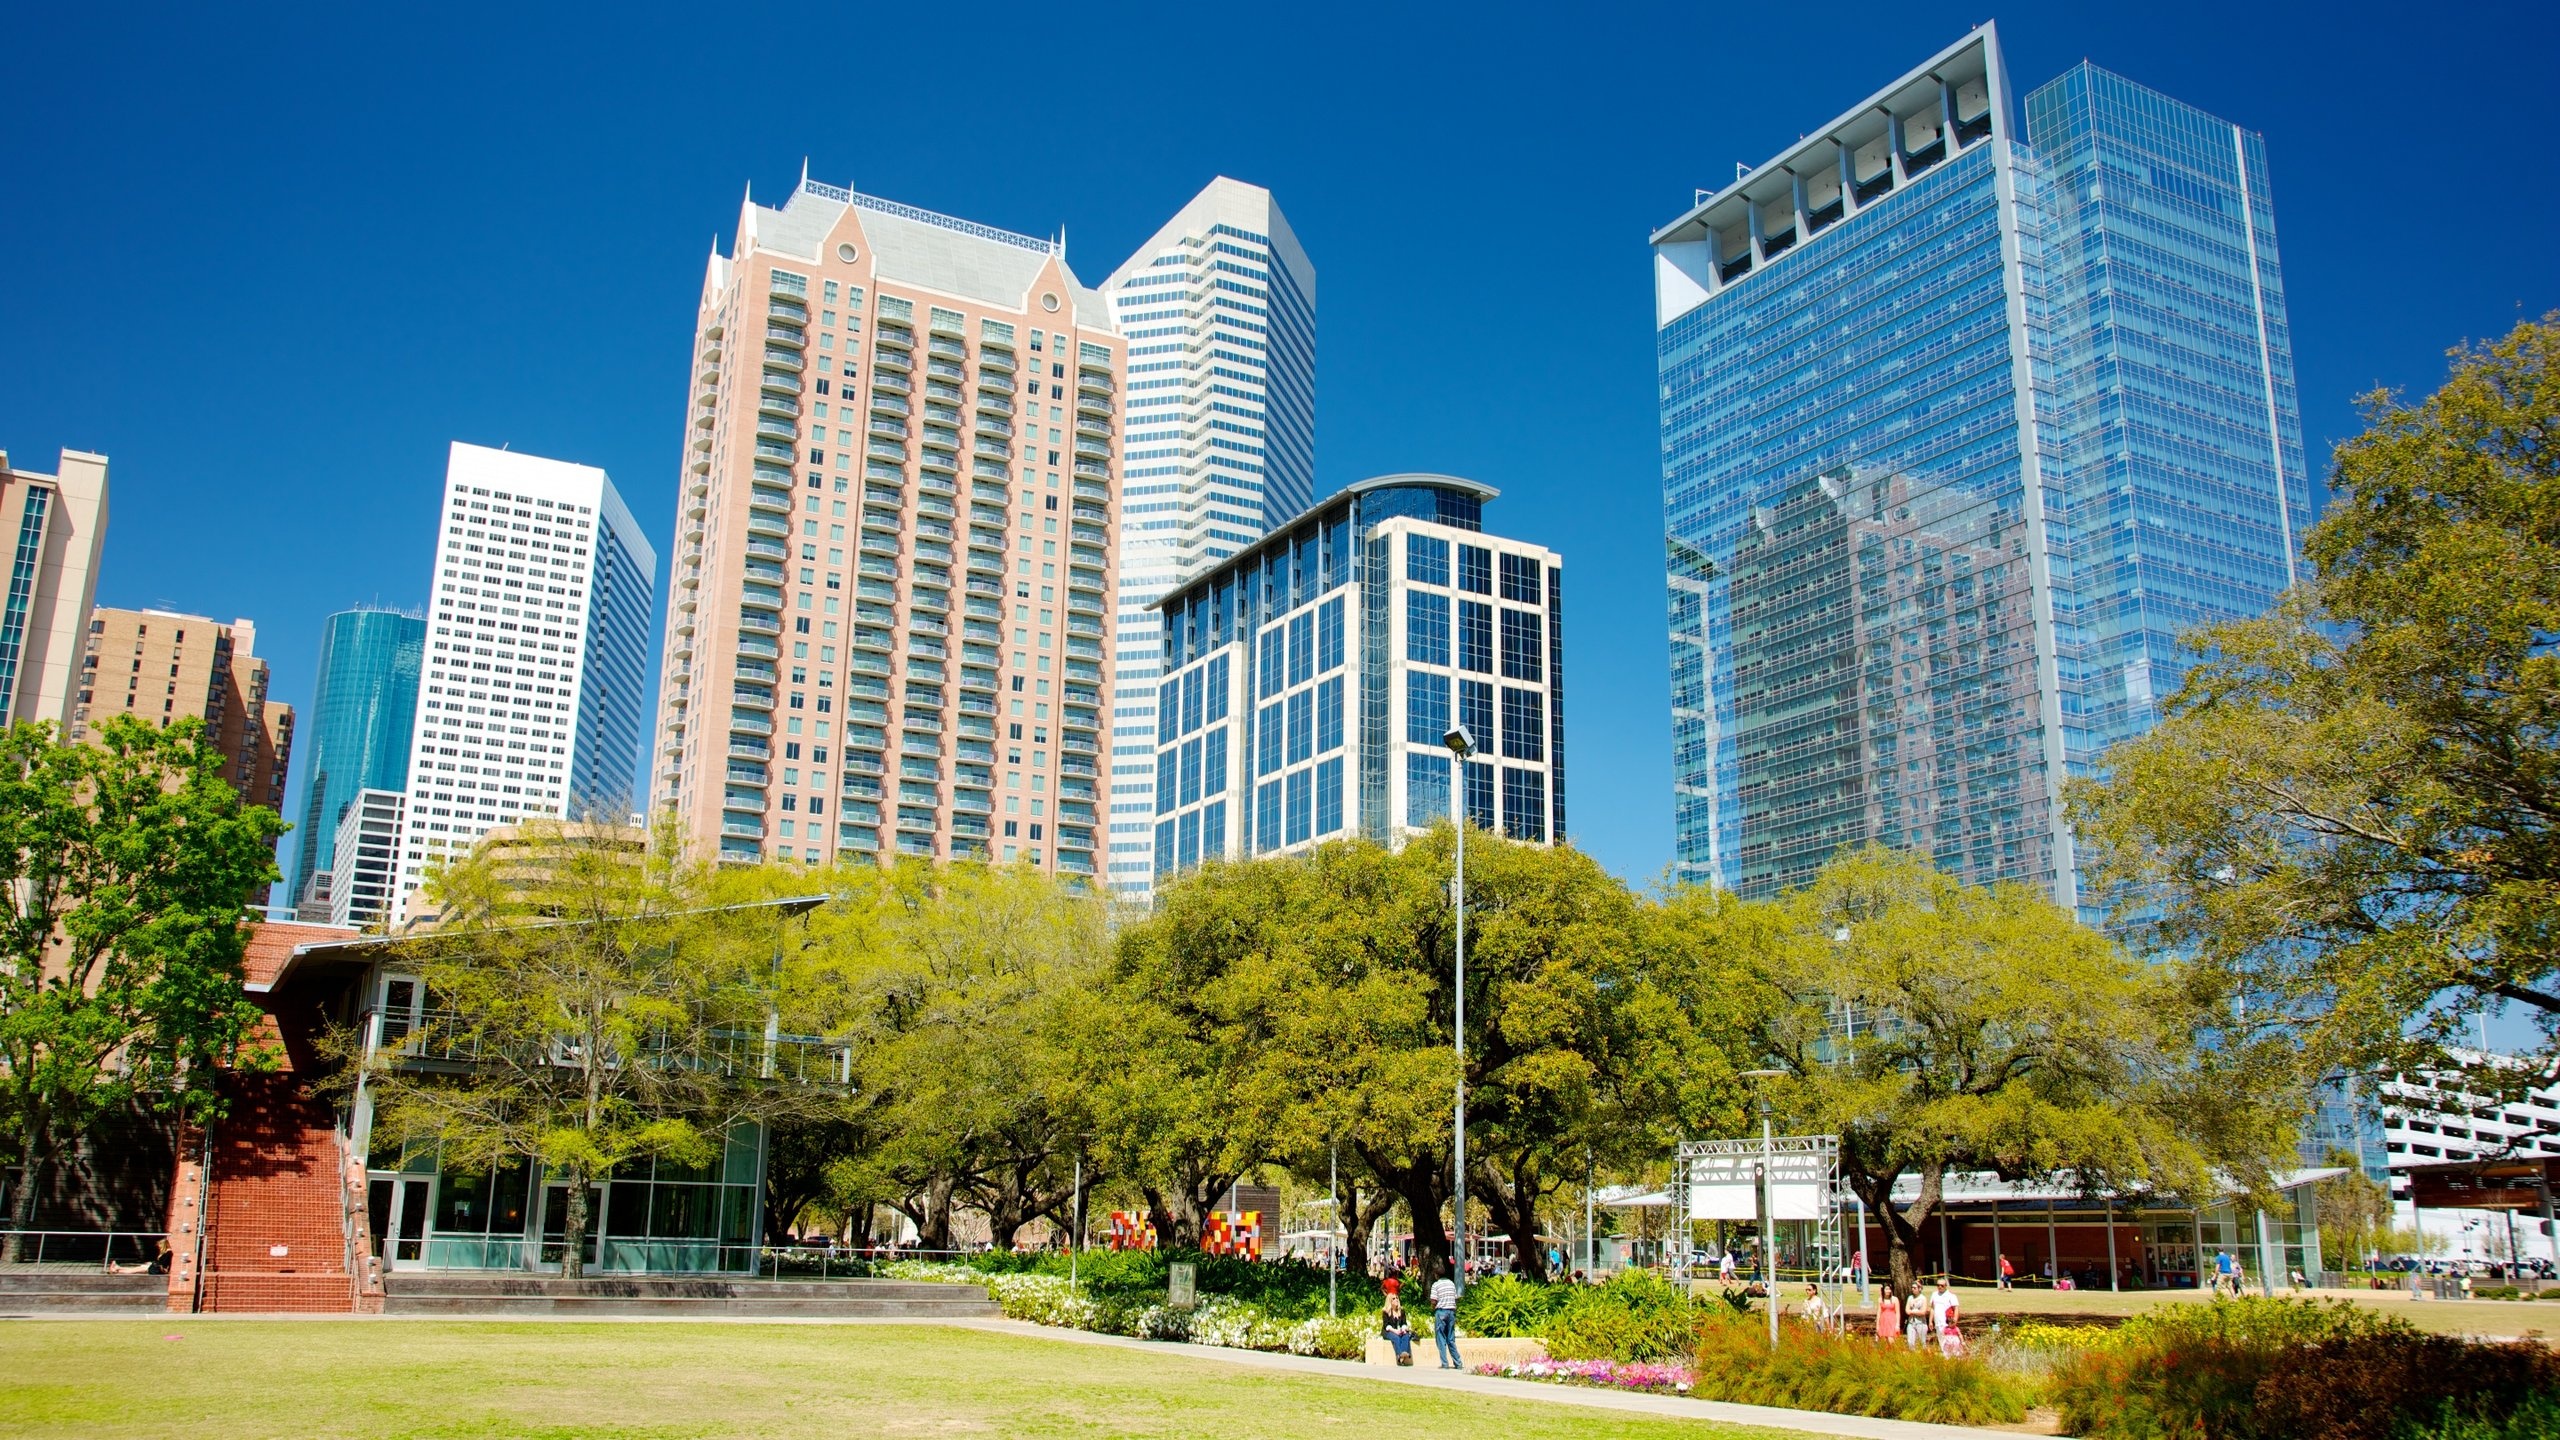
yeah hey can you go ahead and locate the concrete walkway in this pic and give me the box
[952,1317,2028,1439]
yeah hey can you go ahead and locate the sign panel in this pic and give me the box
[1684,1179,1827,1221]
[1683,1148,1833,1221]
[1167,1261,1197,1310]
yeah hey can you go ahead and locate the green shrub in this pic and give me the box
[2400,1392,2560,1440]
[1539,1269,1698,1362]
[949,1248,1380,1322]
[2050,1296,2558,1440]
[1688,1314,2033,1426]
[2250,1333,2560,1440]
[1459,1273,1572,1338]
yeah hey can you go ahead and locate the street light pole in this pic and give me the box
[1329,1143,1340,1318]
[1739,1068,1785,1351]
[1762,1093,1778,1350]
[1444,726,1475,1292]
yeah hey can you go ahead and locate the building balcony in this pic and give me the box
[1077,393,1111,418]
[732,686,775,712]
[755,420,797,446]
[759,392,799,419]
[873,370,910,393]
[746,538,789,562]
[737,612,782,637]
[926,338,966,361]
[722,820,765,840]
[765,324,805,349]
[1077,370,1111,395]
[726,764,768,786]
[728,735,771,761]
[761,363,800,390]
[873,348,911,374]
[737,634,779,659]
[924,360,966,383]
[875,325,914,352]
[871,393,910,417]
[730,713,774,737]
[768,295,808,322]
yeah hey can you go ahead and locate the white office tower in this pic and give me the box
[329,788,406,931]
[1099,179,1316,900]
[392,443,658,922]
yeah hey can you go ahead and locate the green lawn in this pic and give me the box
[0,1321,1797,1440]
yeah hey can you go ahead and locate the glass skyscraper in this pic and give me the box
[284,607,425,912]
[1652,23,2309,906]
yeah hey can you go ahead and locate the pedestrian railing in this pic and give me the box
[0,1229,169,1271]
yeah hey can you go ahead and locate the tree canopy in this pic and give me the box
[0,716,283,1255]
[1687,845,2278,1294]
[2070,315,2560,1090]
[1109,826,1744,1281]
[363,822,838,1276]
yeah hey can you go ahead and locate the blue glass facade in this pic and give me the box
[2028,63,2312,761]
[1151,475,1564,878]
[286,608,425,907]
[1654,27,2305,905]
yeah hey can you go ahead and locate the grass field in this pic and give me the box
[0,1320,1803,1440]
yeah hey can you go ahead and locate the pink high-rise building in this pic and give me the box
[650,174,1124,877]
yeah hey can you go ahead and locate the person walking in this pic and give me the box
[1429,1271,1462,1370]
[1997,1253,2014,1291]
[1379,1293,1416,1366]
[1875,1284,1901,1344]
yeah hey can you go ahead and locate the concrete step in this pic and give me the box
[0,1272,167,1312]
[380,1273,1000,1318]
[0,1271,167,1294]
[202,1272,355,1313]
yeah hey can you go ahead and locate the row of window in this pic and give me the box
[1407,536,1543,603]
[1408,592,1545,682]
[1405,674,1546,761]
[1406,752,1549,842]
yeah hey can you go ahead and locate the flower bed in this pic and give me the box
[1477,1357,1695,1395]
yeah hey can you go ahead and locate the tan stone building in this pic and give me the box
[75,607,294,815]
[0,448,110,731]
[648,173,1124,881]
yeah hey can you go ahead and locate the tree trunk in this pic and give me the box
[1342,1182,1395,1278]
[4,1117,49,1264]
[559,1165,590,1279]
[1359,1143,1452,1283]
[1849,1164,1938,1297]
[1139,1186,1180,1251]
[916,1173,957,1251]
[1471,1154,1553,1280]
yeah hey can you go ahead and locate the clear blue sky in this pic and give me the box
[4,1,2553,891]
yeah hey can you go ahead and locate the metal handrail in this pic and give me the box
[0,1228,170,1271]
